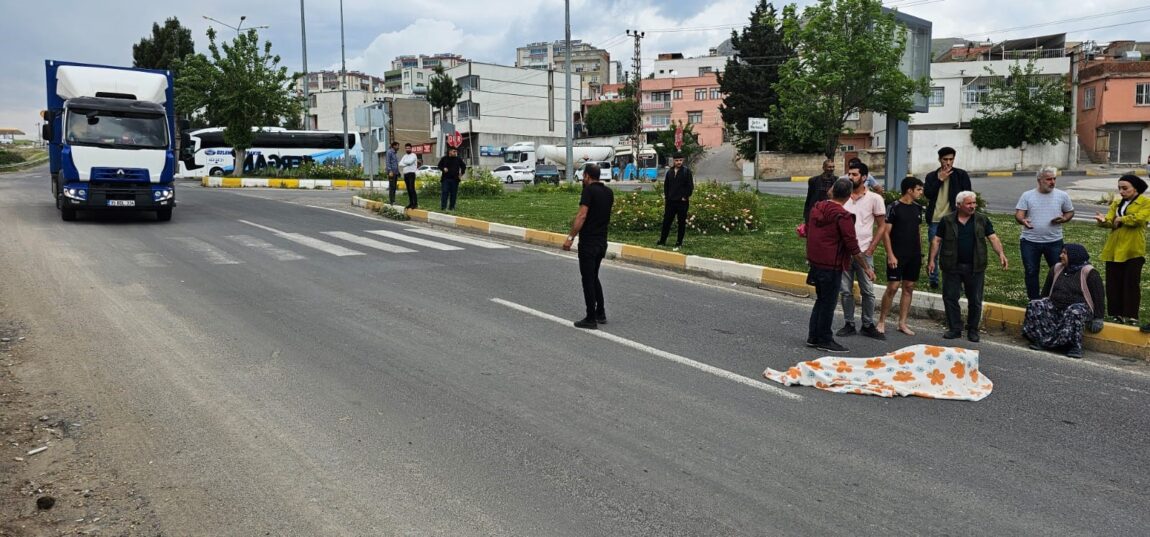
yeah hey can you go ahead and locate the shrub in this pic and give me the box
[522,181,583,194]
[418,174,504,198]
[247,161,364,179]
[378,204,410,220]
[0,150,25,166]
[612,181,762,234]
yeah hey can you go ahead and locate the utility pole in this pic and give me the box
[564,0,574,182]
[339,0,349,167]
[626,29,645,180]
[1069,41,1087,171]
[300,0,309,129]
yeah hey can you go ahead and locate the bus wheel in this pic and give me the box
[210,168,224,177]
[61,208,77,221]
[156,208,173,222]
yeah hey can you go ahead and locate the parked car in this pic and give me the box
[492,164,534,184]
[575,160,615,181]
[533,164,561,185]
[416,165,441,176]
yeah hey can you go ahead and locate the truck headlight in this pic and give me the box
[153,188,174,202]
[63,187,87,200]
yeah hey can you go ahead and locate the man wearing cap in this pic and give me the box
[656,152,694,251]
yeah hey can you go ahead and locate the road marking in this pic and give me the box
[321,231,416,253]
[365,229,463,251]
[238,220,364,257]
[306,205,383,221]
[405,228,509,249]
[226,234,307,261]
[491,298,802,400]
[172,237,243,265]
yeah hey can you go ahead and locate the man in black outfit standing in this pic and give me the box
[563,164,614,329]
[436,147,466,211]
[656,153,694,251]
[923,147,972,288]
[803,158,837,224]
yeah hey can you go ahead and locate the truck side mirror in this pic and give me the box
[41,123,52,141]
[176,119,190,131]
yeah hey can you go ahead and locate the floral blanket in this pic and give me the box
[762,344,993,401]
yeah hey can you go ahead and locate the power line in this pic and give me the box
[957,6,1150,39]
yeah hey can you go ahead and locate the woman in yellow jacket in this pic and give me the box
[1094,174,1150,329]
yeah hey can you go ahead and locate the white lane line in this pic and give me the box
[491,298,802,401]
[364,229,463,251]
[404,228,509,249]
[172,237,243,265]
[238,220,364,257]
[306,205,382,221]
[226,234,307,261]
[321,231,417,253]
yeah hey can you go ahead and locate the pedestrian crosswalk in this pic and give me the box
[126,222,509,268]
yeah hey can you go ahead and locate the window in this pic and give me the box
[695,88,707,100]
[458,75,480,92]
[687,111,703,124]
[846,109,860,121]
[929,87,944,107]
[650,115,671,128]
[710,87,721,100]
[673,89,682,100]
[651,91,671,102]
[1137,83,1150,105]
[456,101,479,120]
[698,66,713,76]
[1084,86,1096,110]
[962,84,988,108]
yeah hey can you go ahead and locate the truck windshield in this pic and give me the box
[66,109,167,150]
[504,150,528,164]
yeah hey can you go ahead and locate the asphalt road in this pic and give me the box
[1,166,1148,535]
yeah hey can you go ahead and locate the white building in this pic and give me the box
[651,51,729,79]
[433,62,582,166]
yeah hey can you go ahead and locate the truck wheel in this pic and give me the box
[61,208,76,221]
[156,208,172,222]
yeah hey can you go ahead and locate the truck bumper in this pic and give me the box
[60,182,176,210]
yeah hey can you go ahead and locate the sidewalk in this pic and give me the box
[351,195,1150,361]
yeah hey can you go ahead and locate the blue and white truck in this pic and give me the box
[42,60,178,221]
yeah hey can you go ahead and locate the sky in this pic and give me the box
[1,0,1146,137]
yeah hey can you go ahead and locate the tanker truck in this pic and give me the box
[503,141,616,181]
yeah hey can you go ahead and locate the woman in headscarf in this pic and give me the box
[1022,244,1105,358]
[1093,174,1150,330]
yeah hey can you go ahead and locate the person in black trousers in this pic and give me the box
[563,164,615,329]
[656,153,694,250]
[803,158,837,224]
[436,147,466,211]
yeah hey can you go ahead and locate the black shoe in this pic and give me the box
[860,324,886,340]
[929,281,939,290]
[943,330,961,339]
[815,340,849,353]
[573,317,598,329]
[1029,342,1045,351]
[967,329,980,343]
[595,313,607,324]
[655,241,666,247]
[1066,345,1083,359]
[836,323,857,337]
[805,337,817,348]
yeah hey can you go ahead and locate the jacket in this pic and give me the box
[1042,263,1105,319]
[663,166,694,201]
[924,167,972,224]
[806,199,861,271]
[1098,195,1150,262]
[436,155,467,181]
[937,212,990,272]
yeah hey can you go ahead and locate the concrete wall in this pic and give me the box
[909,129,1069,175]
[755,150,886,179]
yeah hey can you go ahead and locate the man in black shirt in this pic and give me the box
[563,164,615,329]
[436,147,467,211]
[656,153,694,250]
[878,176,925,336]
[803,158,837,224]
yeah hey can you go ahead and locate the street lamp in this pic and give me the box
[202,15,269,35]
[339,0,350,168]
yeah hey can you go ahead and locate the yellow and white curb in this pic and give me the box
[350,196,1150,360]
[202,177,431,190]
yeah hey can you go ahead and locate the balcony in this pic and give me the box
[640,101,672,111]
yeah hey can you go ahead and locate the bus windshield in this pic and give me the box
[66,109,167,150]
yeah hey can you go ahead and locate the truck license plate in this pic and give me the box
[107,200,135,207]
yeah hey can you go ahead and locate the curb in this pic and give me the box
[351,196,1148,360]
[201,176,432,190]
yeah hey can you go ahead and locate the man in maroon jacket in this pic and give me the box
[806,178,876,353]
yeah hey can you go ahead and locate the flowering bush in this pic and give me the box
[417,172,504,198]
[611,181,762,234]
[522,181,583,194]
[249,161,364,179]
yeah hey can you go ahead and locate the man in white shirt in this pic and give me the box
[838,161,888,340]
[1015,166,1075,300]
[398,143,420,209]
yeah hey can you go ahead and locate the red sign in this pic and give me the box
[410,143,433,154]
[447,131,463,148]
[674,125,684,151]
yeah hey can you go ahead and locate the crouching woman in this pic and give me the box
[1022,244,1104,359]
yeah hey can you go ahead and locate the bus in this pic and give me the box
[177,127,362,177]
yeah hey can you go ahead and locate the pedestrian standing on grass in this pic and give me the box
[437,147,466,211]
[1093,174,1150,331]
[923,147,972,289]
[1014,166,1075,300]
[837,161,887,341]
[563,164,614,329]
[399,143,419,209]
[927,191,1009,342]
[806,178,874,353]
[656,152,694,251]
[385,142,400,205]
[877,176,925,336]
[803,158,837,225]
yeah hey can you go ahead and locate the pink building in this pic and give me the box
[638,74,726,147]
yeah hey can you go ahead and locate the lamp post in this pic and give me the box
[564,0,573,182]
[339,0,350,168]
[300,0,310,129]
[202,15,268,35]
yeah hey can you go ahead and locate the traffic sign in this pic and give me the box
[447,131,463,148]
[747,117,769,132]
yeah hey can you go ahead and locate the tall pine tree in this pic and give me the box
[718,1,791,161]
[133,17,195,76]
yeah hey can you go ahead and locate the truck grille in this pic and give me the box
[90,167,150,182]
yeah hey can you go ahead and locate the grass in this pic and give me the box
[363,188,1148,320]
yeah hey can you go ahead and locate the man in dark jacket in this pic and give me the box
[806,178,875,353]
[437,147,467,211]
[803,158,837,224]
[923,147,972,288]
[656,153,694,250]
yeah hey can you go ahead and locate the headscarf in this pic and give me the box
[1061,243,1090,275]
[1121,174,1148,195]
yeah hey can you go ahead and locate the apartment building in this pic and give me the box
[651,51,729,79]
[515,40,610,87]
[1075,40,1150,165]
[637,73,725,147]
[391,53,468,71]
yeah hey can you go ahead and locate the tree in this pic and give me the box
[584,100,636,136]
[132,17,195,75]
[970,59,1070,167]
[774,0,928,157]
[718,0,792,161]
[426,66,463,126]
[176,28,303,176]
[651,121,706,169]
